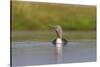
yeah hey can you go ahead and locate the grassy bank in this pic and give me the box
[12,1,96,31]
[12,31,96,42]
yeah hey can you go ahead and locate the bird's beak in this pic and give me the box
[48,25,56,30]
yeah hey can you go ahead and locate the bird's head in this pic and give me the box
[48,25,60,31]
[48,25,63,38]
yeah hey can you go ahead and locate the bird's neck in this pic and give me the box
[56,31,62,39]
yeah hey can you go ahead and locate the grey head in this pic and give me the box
[49,25,63,38]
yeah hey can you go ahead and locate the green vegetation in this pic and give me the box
[12,31,96,41]
[12,1,96,41]
[12,1,96,31]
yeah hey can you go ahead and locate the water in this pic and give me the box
[12,40,96,66]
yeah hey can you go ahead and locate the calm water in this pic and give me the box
[12,40,96,67]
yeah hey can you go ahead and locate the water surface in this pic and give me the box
[12,40,96,66]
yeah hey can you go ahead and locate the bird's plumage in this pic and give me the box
[49,25,68,46]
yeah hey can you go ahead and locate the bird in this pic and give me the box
[49,25,68,47]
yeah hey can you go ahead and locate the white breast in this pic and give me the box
[56,38,62,47]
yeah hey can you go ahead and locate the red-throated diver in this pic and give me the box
[49,25,67,47]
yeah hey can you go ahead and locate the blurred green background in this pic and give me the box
[12,1,96,31]
[12,1,96,41]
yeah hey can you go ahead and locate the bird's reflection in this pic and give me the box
[53,43,63,64]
